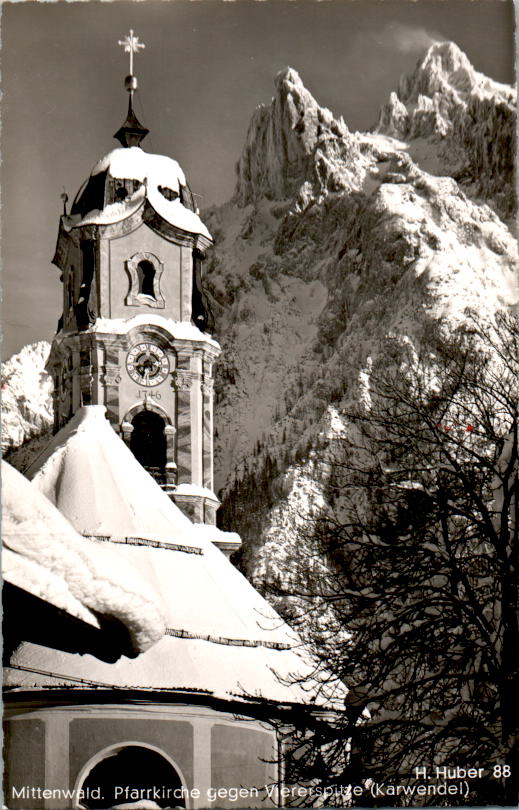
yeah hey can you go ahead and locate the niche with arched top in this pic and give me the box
[79,744,186,809]
[125,252,165,309]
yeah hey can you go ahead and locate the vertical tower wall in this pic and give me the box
[49,168,220,523]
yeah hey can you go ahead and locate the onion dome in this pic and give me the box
[56,29,210,245]
[61,147,211,244]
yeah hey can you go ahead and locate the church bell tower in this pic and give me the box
[48,31,220,525]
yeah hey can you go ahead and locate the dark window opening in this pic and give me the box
[71,171,107,217]
[130,410,167,479]
[80,745,185,809]
[115,185,129,201]
[67,276,74,311]
[76,241,96,330]
[158,185,178,202]
[192,250,213,332]
[179,184,196,212]
[137,260,156,298]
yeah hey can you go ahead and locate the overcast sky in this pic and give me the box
[1,0,515,358]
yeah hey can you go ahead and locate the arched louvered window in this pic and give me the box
[130,410,167,483]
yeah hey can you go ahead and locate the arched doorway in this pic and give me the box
[79,744,186,809]
[130,410,167,483]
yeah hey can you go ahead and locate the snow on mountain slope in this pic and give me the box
[1,341,53,454]
[204,45,517,585]
[374,41,516,217]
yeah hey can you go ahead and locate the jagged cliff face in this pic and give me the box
[204,42,517,584]
[374,41,516,217]
[235,68,367,205]
[2,341,53,455]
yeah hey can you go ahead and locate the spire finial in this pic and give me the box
[114,28,149,148]
[118,29,145,77]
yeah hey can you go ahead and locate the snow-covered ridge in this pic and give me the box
[234,67,367,206]
[376,41,514,139]
[1,341,53,452]
[204,42,517,586]
[374,41,516,215]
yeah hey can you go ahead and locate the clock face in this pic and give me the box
[126,342,170,387]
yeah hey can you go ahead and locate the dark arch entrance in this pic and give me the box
[80,744,186,808]
[130,410,167,483]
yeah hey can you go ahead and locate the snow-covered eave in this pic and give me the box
[62,200,212,248]
[3,549,101,629]
[61,190,212,247]
[143,195,213,248]
[62,195,146,230]
[174,483,221,502]
[3,673,344,713]
[2,462,168,655]
[53,314,220,351]
[3,677,345,714]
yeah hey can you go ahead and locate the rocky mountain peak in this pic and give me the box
[377,40,514,138]
[274,66,306,92]
[1,341,53,454]
[399,40,513,111]
[234,66,361,206]
[403,40,476,99]
[375,41,515,215]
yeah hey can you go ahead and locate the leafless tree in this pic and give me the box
[275,312,518,807]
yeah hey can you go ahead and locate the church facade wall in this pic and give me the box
[4,702,279,810]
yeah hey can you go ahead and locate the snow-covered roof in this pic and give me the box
[92,148,187,189]
[11,406,341,707]
[2,461,167,652]
[5,637,331,706]
[66,147,211,241]
[25,406,199,547]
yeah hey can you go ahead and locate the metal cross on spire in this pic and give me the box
[114,28,150,147]
[118,29,145,76]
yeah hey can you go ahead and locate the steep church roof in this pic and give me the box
[8,407,339,708]
[25,406,198,546]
